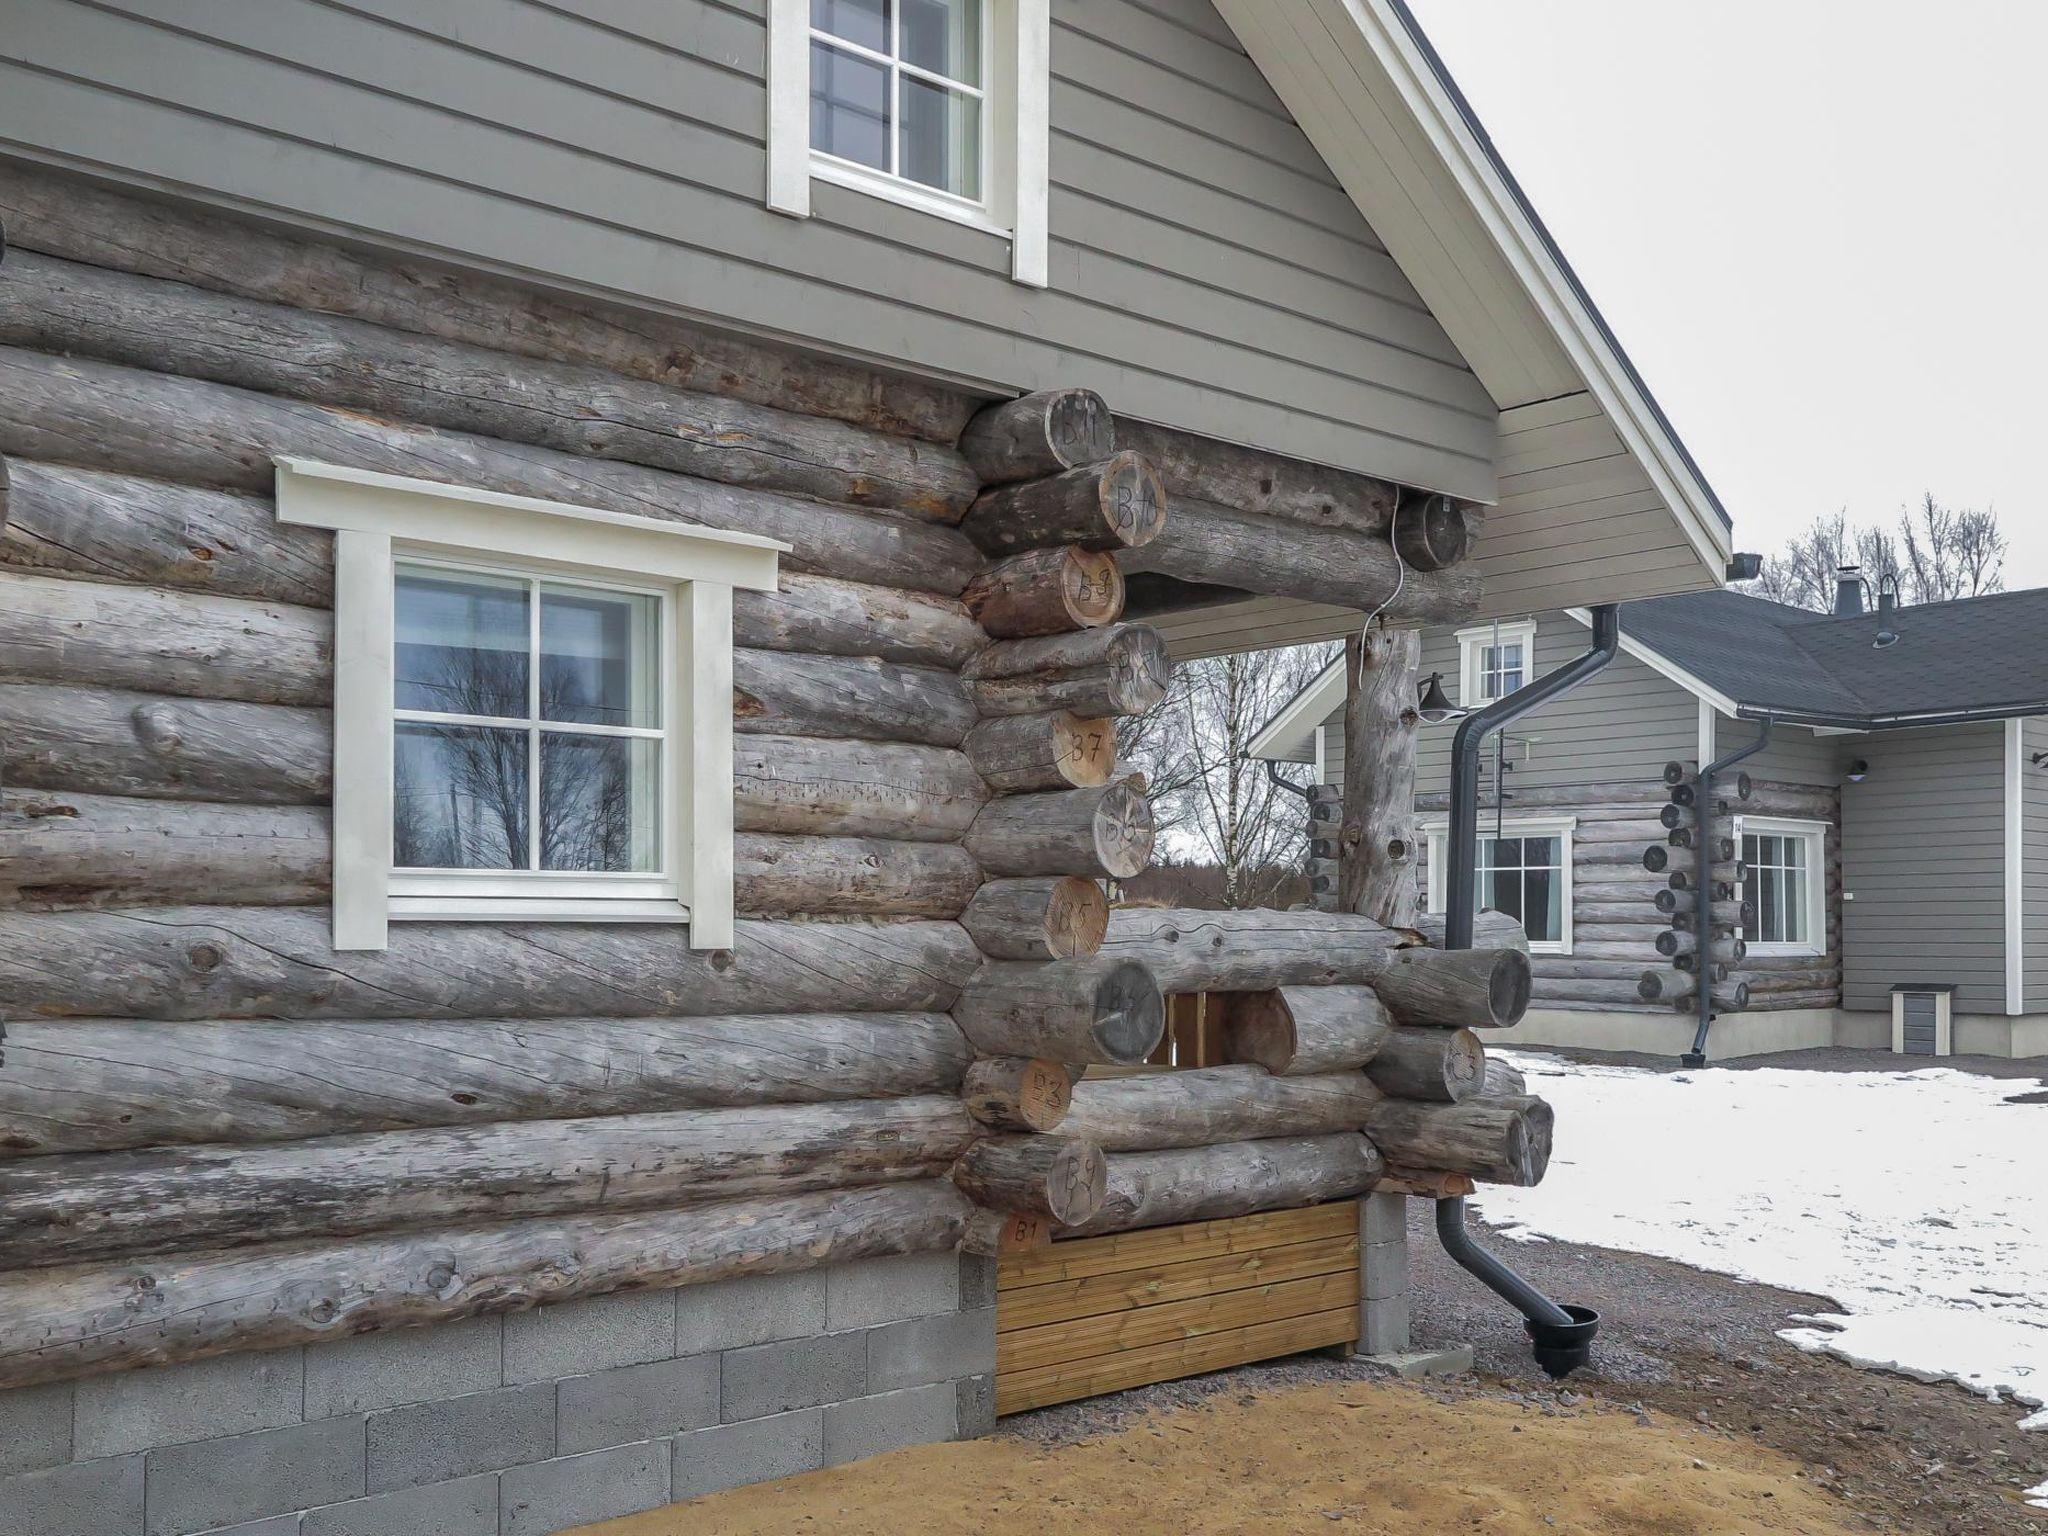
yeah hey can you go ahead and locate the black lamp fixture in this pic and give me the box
[2032,751,2048,770]
[1845,759,1870,784]
[1417,671,1464,724]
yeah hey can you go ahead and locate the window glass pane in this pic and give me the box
[900,77,980,197]
[395,567,528,718]
[811,41,890,171]
[540,586,659,728]
[1524,868,1560,943]
[541,735,660,872]
[1524,836,1559,868]
[1758,864,1780,942]
[812,0,888,51]
[394,723,529,869]
[901,0,980,84]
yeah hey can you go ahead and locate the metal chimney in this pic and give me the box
[1833,564,1864,617]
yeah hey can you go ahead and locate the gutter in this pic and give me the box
[1735,701,2048,732]
[1683,718,1772,1067]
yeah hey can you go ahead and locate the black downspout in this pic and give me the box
[1435,602,1619,1379]
[1682,717,1773,1067]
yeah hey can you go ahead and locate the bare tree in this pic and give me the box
[1742,499,2005,611]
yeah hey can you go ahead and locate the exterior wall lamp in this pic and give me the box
[1417,671,1464,724]
[1845,759,1870,783]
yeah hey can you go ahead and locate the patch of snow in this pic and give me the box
[2030,1476,2048,1512]
[1473,1053,2048,1428]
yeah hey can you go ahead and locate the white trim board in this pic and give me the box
[2006,716,2025,1015]
[1248,654,1347,762]
[1562,606,1738,716]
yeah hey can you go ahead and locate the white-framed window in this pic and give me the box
[1455,619,1537,707]
[1736,815,1827,957]
[767,0,1050,287]
[1423,816,1575,955]
[276,458,786,953]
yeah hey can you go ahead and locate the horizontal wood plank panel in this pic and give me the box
[998,1232,1357,1331]
[998,1270,1355,1373]
[998,1200,1352,1289]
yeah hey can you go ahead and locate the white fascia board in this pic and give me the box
[1561,606,1738,716]
[1247,654,1347,762]
[2006,717,2024,1015]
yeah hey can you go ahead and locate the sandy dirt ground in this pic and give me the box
[580,1379,1863,1536]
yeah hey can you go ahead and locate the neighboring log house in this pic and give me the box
[1257,585,2048,1061]
[0,2,1729,1530]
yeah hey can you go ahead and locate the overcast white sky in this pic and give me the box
[1404,0,2048,588]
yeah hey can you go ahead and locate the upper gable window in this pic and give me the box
[1455,620,1538,707]
[768,0,1050,288]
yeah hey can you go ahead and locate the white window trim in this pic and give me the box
[1733,814,1828,959]
[1420,814,1576,956]
[1454,619,1537,708]
[768,0,1050,287]
[276,459,785,953]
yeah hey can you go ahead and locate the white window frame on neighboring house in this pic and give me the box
[1454,619,1537,708]
[1421,815,1576,955]
[275,459,786,953]
[767,0,1051,287]
[1734,814,1828,958]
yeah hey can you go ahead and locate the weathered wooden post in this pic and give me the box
[1337,626,1421,927]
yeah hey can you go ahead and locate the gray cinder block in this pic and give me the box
[958,1254,999,1310]
[194,1518,303,1535]
[865,1308,995,1393]
[822,1383,957,1466]
[77,1348,304,1459]
[365,1383,554,1493]
[499,1440,670,1536]
[557,1354,720,1455]
[301,1472,498,1536]
[1362,1238,1410,1303]
[1360,1290,1412,1357]
[954,1372,996,1440]
[825,1253,959,1330]
[674,1269,826,1356]
[670,1409,823,1503]
[503,1291,677,1386]
[0,1454,144,1536]
[1361,1190,1407,1247]
[719,1332,865,1423]
[145,1418,365,1536]
[0,1379,75,1476]
[305,1317,503,1419]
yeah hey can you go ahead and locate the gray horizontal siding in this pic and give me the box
[2026,717,2048,1012]
[1716,720,1841,788]
[0,0,1496,496]
[1840,722,2007,1014]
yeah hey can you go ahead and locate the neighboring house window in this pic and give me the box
[276,458,785,953]
[1737,816,1827,956]
[767,0,1051,288]
[1423,816,1575,955]
[1455,620,1537,707]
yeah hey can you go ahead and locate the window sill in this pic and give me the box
[1744,942,1824,959]
[1528,942,1569,957]
[389,897,691,925]
[810,155,1013,239]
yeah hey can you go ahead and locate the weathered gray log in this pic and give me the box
[735,834,980,918]
[1672,955,1731,981]
[959,1208,1050,1257]
[959,876,1108,961]
[1114,419,1397,536]
[733,735,986,842]
[961,546,1124,638]
[0,349,980,594]
[1368,946,1532,1029]
[1654,888,1755,926]
[959,453,1166,554]
[1224,985,1392,1075]
[963,784,1154,880]
[950,1135,1108,1226]
[1364,1028,1485,1104]
[1364,1094,1553,1187]
[1666,870,1741,899]
[1338,626,1420,926]
[959,390,1116,484]
[0,1013,974,1157]
[0,1097,978,1269]
[0,251,980,520]
[962,624,1172,719]
[733,649,976,748]
[1118,493,1481,621]
[1482,1058,1528,1099]
[1637,970,1753,1010]
[0,791,328,909]
[962,711,1116,793]
[960,1057,1073,1134]
[952,956,1164,1066]
[0,571,330,707]
[1062,1066,1380,1152]
[0,160,974,442]
[0,1181,973,1390]
[0,457,332,605]
[0,684,330,804]
[1389,490,1475,572]
[1655,929,1748,963]
[732,573,984,670]
[1064,1134,1383,1238]
[0,909,981,1020]
[1407,909,1530,953]
[1102,908,1412,992]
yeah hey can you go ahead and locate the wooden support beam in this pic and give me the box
[1338,627,1420,927]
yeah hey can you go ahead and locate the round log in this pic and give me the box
[1062,1134,1383,1238]
[959,876,1108,961]
[1061,1065,1380,1151]
[734,834,981,918]
[1666,872,1738,901]
[1364,1093,1552,1187]
[732,649,976,748]
[963,624,1172,720]
[950,1135,1108,1226]
[952,956,1165,1066]
[1224,984,1391,1075]
[1389,490,1473,572]
[1103,907,1412,992]
[0,1182,973,1390]
[733,735,987,842]
[963,783,1154,880]
[1482,1058,1527,1098]
[0,1096,980,1269]
[957,389,1115,484]
[1337,626,1420,927]
[959,452,1166,554]
[732,572,984,670]
[1662,761,1691,787]
[960,1057,1073,1133]
[1655,929,1748,963]
[1406,909,1530,953]
[961,546,1124,638]
[0,1012,975,1157]
[1369,946,1532,1029]
[962,711,1116,793]
[959,1207,1050,1257]
[1364,1027,1485,1103]
[1654,888,1754,926]
[1113,418,1398,536]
